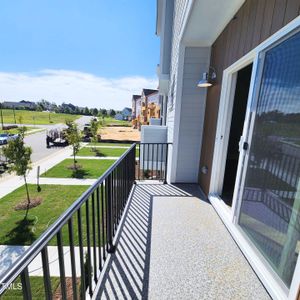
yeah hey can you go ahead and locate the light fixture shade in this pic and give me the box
[197,72,212,87]
[197,67,217,88]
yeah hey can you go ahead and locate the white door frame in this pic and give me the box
[209,15,300,300]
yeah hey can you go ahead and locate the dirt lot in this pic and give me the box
[100,126,140,141]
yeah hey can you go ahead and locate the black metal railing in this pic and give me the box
[0,144,136,299]
[136,143,171,182]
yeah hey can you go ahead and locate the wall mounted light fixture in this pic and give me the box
[197,67,217,88]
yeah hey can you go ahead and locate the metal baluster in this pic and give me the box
[142,143,145,180]
[96,186,102,271]
[68,218,78,300]
[77,208,86,300]
[41,247,52,300]
[147,143,149,176]
[20,267,32,300]
[120,162,125,210]
[101,183,106,261]
[57,230,67,300]
[91,192,97,283]
[112,170,116,234]
[156,143,159,179]
[160,144,163,181]
[165,144,169,184]
[138,143,140,180]
[85,199,93,297]
[115,167,119,225]
[107,174,115,253]
[151,143,154,179]
[105,177,109,254]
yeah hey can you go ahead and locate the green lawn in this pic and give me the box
[0,127,45,136]
[0,126,35,134]
[1,277,61,300]
[41,159,116,179]
[0,184,89,246]
[87,142,133,147]
[101,117,131,127]
[1,109,81,125]
[76,147,126,157]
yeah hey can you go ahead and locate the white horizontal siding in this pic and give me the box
[174,46,210,182]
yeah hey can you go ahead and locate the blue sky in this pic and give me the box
[0,0,159,108]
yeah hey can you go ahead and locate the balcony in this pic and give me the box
[0,144,270,299]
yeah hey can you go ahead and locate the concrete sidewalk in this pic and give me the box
[27,177,96,185]
[0,245,103,277]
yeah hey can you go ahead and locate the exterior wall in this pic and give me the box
[132,99,136,117]
[136,99,141,118]
[174,47,210,182]
[166,0,190,182]
[166,0,188,137]
[148,92,159,105]
[159,0,174,75]
[199,0,300,194]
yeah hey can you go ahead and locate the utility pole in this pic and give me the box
[0,102,4,130]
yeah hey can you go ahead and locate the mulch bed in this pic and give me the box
[53,277,81,300]
[14,197,43,210]
[67,164,82,171]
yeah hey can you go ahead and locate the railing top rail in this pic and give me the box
[0,143,137,291]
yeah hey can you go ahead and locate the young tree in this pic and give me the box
[3,127,32,208]
[99,108,107,117]
[65,121,81,169]
[90,119,101,148]
[84,107,90,116]
[109,109,116,117]
[92,108,98,117]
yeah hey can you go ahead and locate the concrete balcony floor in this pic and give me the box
[94,183,270,299]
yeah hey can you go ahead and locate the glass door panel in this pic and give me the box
[238,30,300,287]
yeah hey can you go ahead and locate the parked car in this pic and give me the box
[0,133,19,145]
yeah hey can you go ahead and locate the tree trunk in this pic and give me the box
[24,175,30,219]
[73,147,76,169]
[24,175,30,205]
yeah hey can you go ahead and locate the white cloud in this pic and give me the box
[0,70,158,109]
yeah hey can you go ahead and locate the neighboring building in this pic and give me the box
[132,89,162,129]
[131,95,140,119]
[121,107,132,120]
[156,0,300,299]
[114,113,123,121]
[114,108,132,121]
[2,100,36,110]
[140,89,158,126]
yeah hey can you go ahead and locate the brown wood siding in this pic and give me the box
[199,0,300,195]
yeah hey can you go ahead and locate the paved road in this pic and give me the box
[14,116,93,163]
[24,130,62,163]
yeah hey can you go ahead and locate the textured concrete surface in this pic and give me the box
[94,184,270,300]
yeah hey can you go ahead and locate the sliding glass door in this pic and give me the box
[238,29,300,287]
